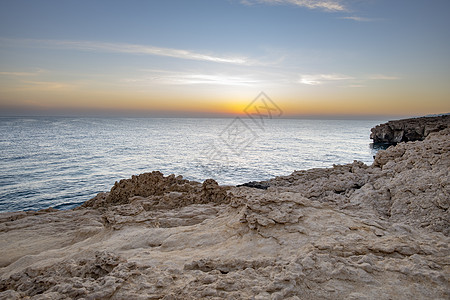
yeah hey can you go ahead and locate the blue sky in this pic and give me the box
[0,0,449,116]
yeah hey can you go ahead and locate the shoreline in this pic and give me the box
[0,117,382,213]
[1,118,449,299]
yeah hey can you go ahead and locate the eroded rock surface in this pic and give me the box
[370,114,449,144]
[1,129,449,299]
[80,172,229,211]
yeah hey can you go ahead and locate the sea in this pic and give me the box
[0,117,386,212]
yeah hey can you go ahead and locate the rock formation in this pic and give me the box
[236,181,270,190]
[370,114,449,144]
[1,126,449,299]
[80,172,229,210]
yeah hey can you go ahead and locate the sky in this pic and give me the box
[0,0,449,117]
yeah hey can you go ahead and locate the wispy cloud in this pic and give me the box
[241,0,346,12]
[124,70,261,86]
[339,16,375,22]
[299,73,353,85]
[298,72,401,86]
[0,69,45,77]
[20,80,78,91]
[1,38,252,65]
[369,74,400,80]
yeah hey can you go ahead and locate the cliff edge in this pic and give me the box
[370,114,449,144]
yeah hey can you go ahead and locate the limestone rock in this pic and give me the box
[80,172,230,210]
[370,114,449,144]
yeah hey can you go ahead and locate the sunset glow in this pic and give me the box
[1,0,449,117]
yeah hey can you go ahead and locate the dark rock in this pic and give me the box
[370,114,449,144]
[237,181,270,190]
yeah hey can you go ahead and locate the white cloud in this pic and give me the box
[179,74,259,85]
[340,16,374,22]
[241,0,346,12]
[1,38,252,65]
[369,74,400,80]
[299,73,353,85]
[298,73,400,86]
[124,70,260,86]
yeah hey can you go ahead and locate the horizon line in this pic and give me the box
[0,112,435,121]
[1,105,447,121]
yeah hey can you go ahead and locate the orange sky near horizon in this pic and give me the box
[1,1,450,118]
[1,75,448,118]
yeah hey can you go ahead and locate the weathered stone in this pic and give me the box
[1,120,449,299]
[370,114,449,144]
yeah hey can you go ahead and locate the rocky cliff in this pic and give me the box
[370,114,449,144]
[0,128,449,299]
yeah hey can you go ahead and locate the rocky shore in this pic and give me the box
[370,114,449,144]
[0,124,449,299]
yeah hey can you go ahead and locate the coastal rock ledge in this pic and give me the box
[1,123,449,299]
[370,114,450,144]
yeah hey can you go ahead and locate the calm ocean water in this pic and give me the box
[0,117,385,212]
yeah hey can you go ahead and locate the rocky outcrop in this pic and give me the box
[269,128,450,235]
[80,172,230,210]
[1,125,449,299]
[370,114,449,144]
